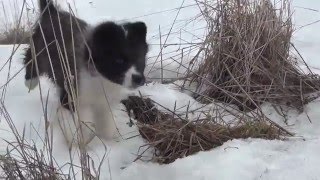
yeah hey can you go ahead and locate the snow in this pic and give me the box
[0,0,320,179]
[292,1,320,74]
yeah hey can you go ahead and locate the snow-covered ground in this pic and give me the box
[0,0,320,179]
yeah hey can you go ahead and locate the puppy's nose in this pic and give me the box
[132,74,145,86]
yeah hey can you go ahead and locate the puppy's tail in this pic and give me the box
[39,0,55,12]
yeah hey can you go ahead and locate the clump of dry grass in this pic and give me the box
[0,101,68,179]
[122,96,172,124]
[0,26,30,44]
[0,101,99,180]
[189,0,320,111]
[122,96,285,164]
[139,120,283,164]
[0,1,33,44]
[0,146,67,180]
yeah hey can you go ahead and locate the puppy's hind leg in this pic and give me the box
[58,73,77,111]
[59,88,76,111]
[24,47,40,91]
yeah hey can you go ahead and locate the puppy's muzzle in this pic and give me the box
[132,74,145,87]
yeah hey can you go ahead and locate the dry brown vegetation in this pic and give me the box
[0,1,32,44]
[188,0,320,111]
[122,95,285,164]
[0,26,30,44]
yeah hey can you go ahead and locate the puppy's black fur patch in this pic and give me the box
[85,22,148,85]
[24,0,149,110]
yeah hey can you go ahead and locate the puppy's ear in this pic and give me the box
[123,22,147,42]
[92,22,125,45]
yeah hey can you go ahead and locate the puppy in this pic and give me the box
[23,0,148,144]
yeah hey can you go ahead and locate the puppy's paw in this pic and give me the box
[64,122,97,148]
[56,107,96,148]
[25,77,39,91]
[101,122,119,141]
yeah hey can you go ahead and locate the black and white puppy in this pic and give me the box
[23,0,148,143]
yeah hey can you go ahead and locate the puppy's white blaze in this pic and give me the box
[123,66,140,88]
[25,77,40,90]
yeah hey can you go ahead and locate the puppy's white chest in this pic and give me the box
[68,69,126,141]
[78,69,124,106]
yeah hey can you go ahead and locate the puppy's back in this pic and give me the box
[25,0,88,88]
[39,0,55,12]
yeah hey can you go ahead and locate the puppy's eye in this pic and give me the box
[115,59,124,64]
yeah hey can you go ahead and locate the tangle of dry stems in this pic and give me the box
[122,96,285,164]
[189,0,320,111]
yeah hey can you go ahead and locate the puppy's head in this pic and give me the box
[86,21,148,89]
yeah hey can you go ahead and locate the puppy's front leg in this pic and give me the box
[93,104,117,140]
[56,106,95,147]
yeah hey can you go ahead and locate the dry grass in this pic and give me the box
[188,0,320,111]
[139,120,283,164]
[0,101,68,179]
[0,27,30,44]
[0,147,66,180]
[122,96,285,164]
[0,1,33,44]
